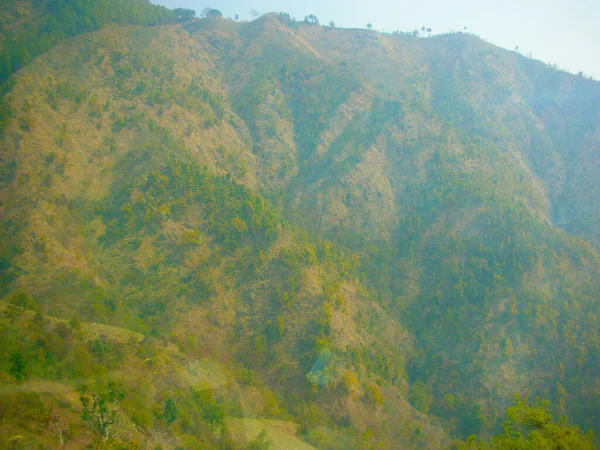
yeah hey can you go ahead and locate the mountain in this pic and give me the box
[0,5,599,449]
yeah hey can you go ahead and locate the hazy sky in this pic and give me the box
[152,0,600,79]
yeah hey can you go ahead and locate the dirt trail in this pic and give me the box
[287,31,323,59]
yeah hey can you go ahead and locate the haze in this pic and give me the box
[2,0,600,447]
[152,0,600,79]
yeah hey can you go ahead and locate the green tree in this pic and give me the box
[459,404,485,438]
[9,351,26,381]
[163,398,178,425]
[365,382,384,406]
[247,429,271,449]
[69,315,83,332]
[409,381,432,413]
[454,397,595,449]
[192,390,225,432]
[304,14,319,24]
[0,51,12,83]
[173,8,195,21]
[78,382,125,441]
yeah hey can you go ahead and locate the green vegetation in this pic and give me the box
[0,0,188,85]
[453,396,595,449]
[0,3,599,449]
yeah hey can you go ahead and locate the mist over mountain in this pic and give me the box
[0,3,599,449]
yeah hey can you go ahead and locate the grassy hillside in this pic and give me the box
[0,8,599,450]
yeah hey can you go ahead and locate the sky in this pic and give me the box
[151,0,600,79]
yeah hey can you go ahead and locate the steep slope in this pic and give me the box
[0,20,443,449]
[0,9,599,449]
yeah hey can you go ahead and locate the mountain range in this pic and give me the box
[0,2,599,449]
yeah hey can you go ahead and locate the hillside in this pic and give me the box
[0,6,599,450]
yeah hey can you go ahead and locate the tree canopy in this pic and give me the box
[304,14,319,25]
[453,397,596,450]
